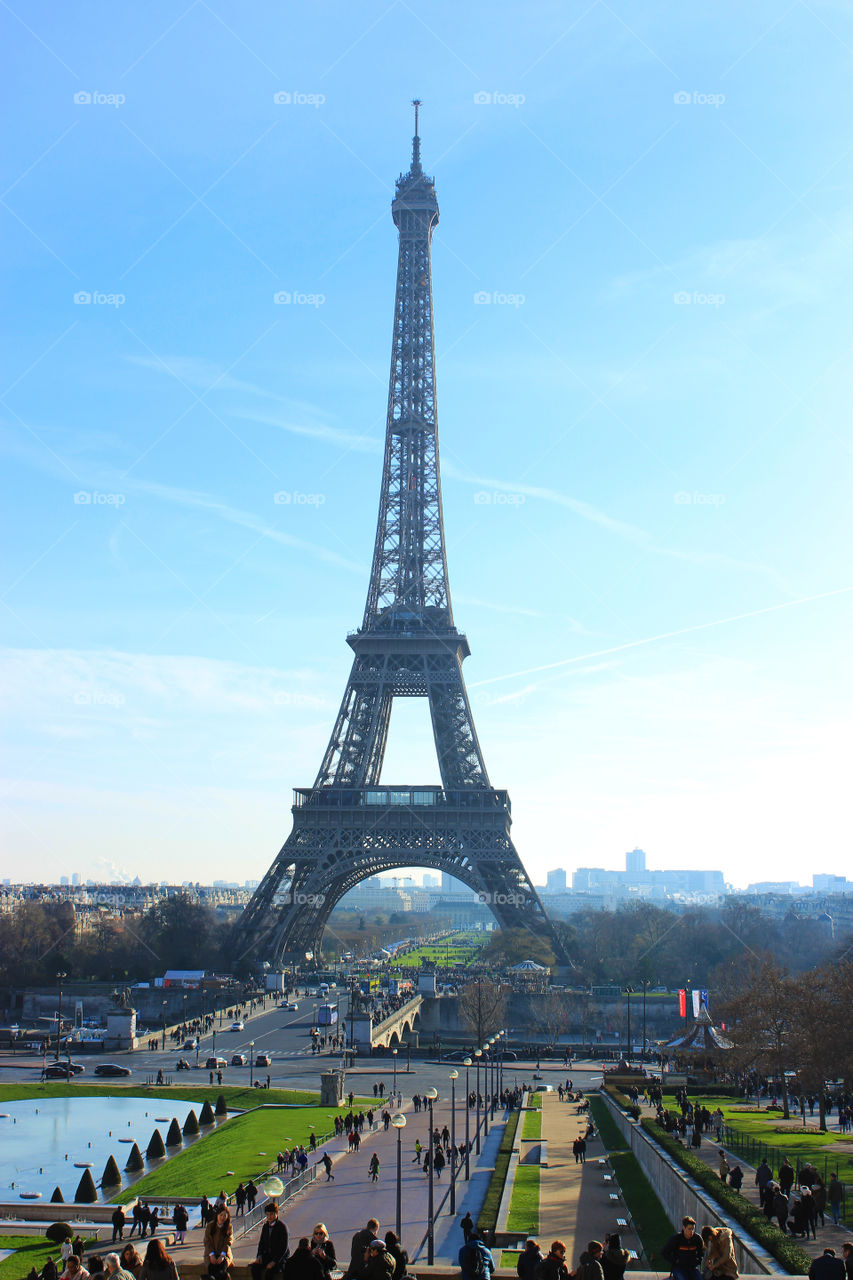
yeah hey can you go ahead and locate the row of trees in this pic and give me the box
[717,956,853,1128]
[0,896,233,991]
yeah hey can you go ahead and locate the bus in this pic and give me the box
[317,1003,338,1026]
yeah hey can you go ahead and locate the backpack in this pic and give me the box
[465,1244,488,1280]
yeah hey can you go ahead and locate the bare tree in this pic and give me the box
[458,977,508,1047]
[719,958,796,1118]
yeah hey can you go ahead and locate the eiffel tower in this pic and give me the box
[236,104,564,965]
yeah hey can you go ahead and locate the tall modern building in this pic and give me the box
[625,848,646,877]
[546,868,567,892]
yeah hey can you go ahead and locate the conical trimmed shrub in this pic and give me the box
[74,1169,97,1203]
[215,1094,228,1117]
[165,1118,183,1147]
[101,1155,121,1188]
[199,1100,215,1126]
[50,1187,64,1204]
[124,1142,144,1172]
[146,1128,166,1159]
[182,1109,199,1136]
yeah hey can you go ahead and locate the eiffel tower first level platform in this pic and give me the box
[235,103,566,966]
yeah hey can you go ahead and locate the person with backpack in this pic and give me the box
[459,1232,494,1280]
[662,1218,704,1280]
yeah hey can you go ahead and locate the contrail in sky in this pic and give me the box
[470,585,853,688]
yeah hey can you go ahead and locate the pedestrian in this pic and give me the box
[412,1140,422,1165]
[459,1232,495,1280]
[718,1150,729,1182]
[204,1206,233,1280]
[755,1159,773,1208]
[138,1240,178,1280]
[250,1201,289,1280]
[172,1205,188,1246]
[840,1243,852,1280]
[700,1227,738,1280]
[517,1239,543,1280]
[774,1186,790,1235]
[461,1213,474,1245]
[368,1153,380,1183]
[148,1209,159,1238]
[321,1153,334,1181]
[535,1240,569,1280]
[728,1167,743,1192]
[309,1225,336,1278]
[808,1251,846,1280]
[246,1181,258,1213]
[828,1175,844,1227]
[434,1147,445,1179]
[112,1208,126,1244]
[662,1218,704,1280]
[235,1185,246,1217]
[129,1205,143,1240]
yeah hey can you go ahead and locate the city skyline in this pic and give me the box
[2,3,852,889]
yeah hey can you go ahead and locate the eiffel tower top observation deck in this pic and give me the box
[234,105,564,965]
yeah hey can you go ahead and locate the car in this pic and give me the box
[183,1038,198,1050]
[502,1051,518,1061]
[42,1063,80,1079]
[231,1053,248,1066]
[176,1058,191,1071]
[533,1084,554,1092]
[443,1051,471,1062]
[94,1063,132,1077]
[254,1052,271,1068]
[206,1056,227,1069]
[230,1021,244,1032]
[284,1002,299,1011]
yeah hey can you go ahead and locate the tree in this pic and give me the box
[458,977,507,1046]
[535,991,569,1047]
[718,958,796,1118]
[787,965,847,1129]
[482,928,555,969]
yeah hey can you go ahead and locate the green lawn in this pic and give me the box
[522,1110,542,1140]
[589,1096,675,1266]
[501,1252,521,1267]
[479,1110,521,1232]
[659,1092,853,1203]
[507,1164,540,1234]
[0,1083,321,1107]
[0,1235,97,1280]
[389,932,489,968]
[113,1106,342,1202]
[528,1095,542,1110]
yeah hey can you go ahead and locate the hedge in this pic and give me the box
[640,1118,813,1275]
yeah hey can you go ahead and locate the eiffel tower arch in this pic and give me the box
[236,105,566,966]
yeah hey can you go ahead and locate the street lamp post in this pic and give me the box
[624,987,633,1062]
[425,1087,437,1265]
[161,1000,167,1052]
[483,1043,491,1137]
[463,1058,472,1180]
[449,1069,458,1213]
[391,1113,406,1239]
[474,1049,482,1154]
[392,1046,398,1095]
[249,1040,255,1088]
[56,971,67,1065]
[641,981,648,1059]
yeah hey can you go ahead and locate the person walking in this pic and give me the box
[321,1152,334,1182]
[235,1185,246,1217]
[368,1153,380,1183]
[172,1205,188,1247]
[246,1181,258,1213]
[828,1175,844,1227]
[112,1209,126,1244]
[411,1140,422,1166]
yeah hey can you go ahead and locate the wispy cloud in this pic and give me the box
[230,408,382,453]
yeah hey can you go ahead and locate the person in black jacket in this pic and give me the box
[808,1250,845,1280]
[517,1239,543,1280]
[383,1233,407,1280]
[251,1203,289,1280]
[346,1220,379,1280]
[283,1241,323,1280]
[662,1218,704,1280]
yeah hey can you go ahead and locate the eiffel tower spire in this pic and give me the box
[234,108,564,966]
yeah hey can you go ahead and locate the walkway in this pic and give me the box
[538,1094,650,1272]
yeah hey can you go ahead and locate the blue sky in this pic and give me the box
[2,0,851,889]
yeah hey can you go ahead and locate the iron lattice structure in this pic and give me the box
[236,106,564,964]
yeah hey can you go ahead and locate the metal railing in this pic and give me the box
[235,1166,317,1238]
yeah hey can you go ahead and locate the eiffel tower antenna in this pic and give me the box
[235,108,566,966]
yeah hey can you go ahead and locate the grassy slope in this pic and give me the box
[114,1108,342,1202]
[479,1110,521,1232]
[0,1084,320,1107]
[522,1110,542,1140]
[0,1236,97,1280]
[507,1164,540,1233]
